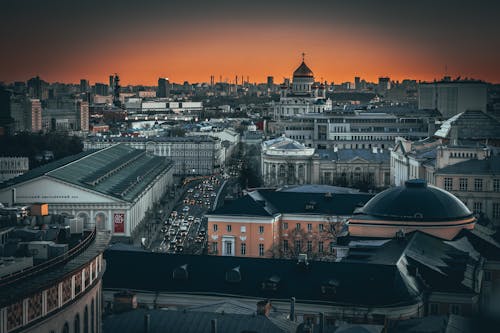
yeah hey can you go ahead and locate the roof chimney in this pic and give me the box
[144,314,150,333]
[289,297,296,322]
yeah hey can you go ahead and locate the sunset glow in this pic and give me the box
[2,0,499,84]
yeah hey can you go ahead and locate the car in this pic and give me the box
[187,188,194,193]
[194,218,201,224]
[183,206,190,212]
[169,229,177,236]
[175,245,184,253]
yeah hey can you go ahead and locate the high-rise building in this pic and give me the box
[0,86,12,133]
[80,79,89,93]
[93,83,109,96]
[267,76,274,88]
[77,100,89,131]
[354,76,360,90]
[418,79,487,118]
[378,77,391,91]
[157,77,170,98]
[27,76,46,100]
[28,98,42,132]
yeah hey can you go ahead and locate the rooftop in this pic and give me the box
[1,144,173,202]
[210,190,373,217]
[357,179,472,222]
[436,156,500,175]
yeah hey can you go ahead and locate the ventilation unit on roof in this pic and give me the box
[172,264,189,280]
[225,266,241,283]
[297,253,310,270]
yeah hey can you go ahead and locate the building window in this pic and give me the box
[84,306,89,333]
[283,240,289,253]
[296,223,301,231]
[429,303,438,315]
[227,225,232,232]
[62,323,69,333]
[450,304,461,315]
[494,179,500,192]
[318,241,324,253]
[74,314,80,333]
[493,203,500,218]
[213,224,218,232]
[240,226,246,233]
[330,242,335,254]
[484,270,492,282]
[444,177,453,191]
[459,178,468,191]
[319,224,324,232]
[212,242,218,253]
[473,202,483,214]
[259,244,264,256]
[91,299,95,333]
[474,178,483,191]
[241,243,246,255]
[295,240,302,252]
[259,226,264,234]
[225,241,232,255]
[307,240,312,252]
[283,222,288,230]
[307,223,312,232]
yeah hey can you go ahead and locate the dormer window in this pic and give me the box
[225,266,241,283]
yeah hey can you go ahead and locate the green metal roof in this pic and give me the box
[1,144,173,203]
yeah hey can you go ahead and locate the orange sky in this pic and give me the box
[2,1,499,85]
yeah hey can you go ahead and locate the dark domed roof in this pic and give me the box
[293,61,314,78]
[359,179,472,221]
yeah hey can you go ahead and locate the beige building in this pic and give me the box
[206,188,373,259]
[435,156,500,227]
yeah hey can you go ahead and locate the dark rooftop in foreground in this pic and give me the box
[210,190,373,217]
[103,308,297,333]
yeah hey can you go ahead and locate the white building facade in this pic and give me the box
[0,145,174,238]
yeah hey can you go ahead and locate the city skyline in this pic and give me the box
[1,0,500,85]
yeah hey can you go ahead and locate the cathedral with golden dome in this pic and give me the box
[273,54,332,119]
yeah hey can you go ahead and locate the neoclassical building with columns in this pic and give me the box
[0,144,174,238]
[261,136,390,189]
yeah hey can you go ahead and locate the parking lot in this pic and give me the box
[154,174,227,255]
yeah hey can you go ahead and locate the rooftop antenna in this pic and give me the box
[302,52,306,62]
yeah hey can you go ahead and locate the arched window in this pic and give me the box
[94,213,107,231]
[84,306,89,333]
[74,313,80,333]
[298,165,305,179]
[62,322,69,333]
[77,212,92,230]
[279,164,286,178]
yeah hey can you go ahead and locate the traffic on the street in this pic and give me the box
[154,174,225,254]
